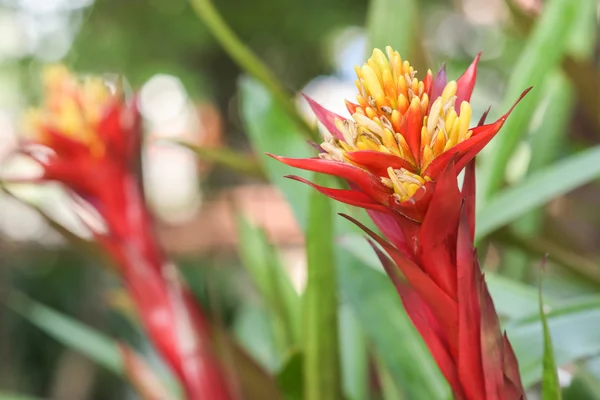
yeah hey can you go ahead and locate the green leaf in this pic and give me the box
[232,302,282,372]
[303,173,341,400]
[476,145,600,239]
[507,296,600,387]
[366,0,417,56]
[339,306,368,400]
[276,352,304,400]
[236,215,301,350]
[478,0,582,198]
[539,272,562,400]
[563,372,600,400]
[5,291,123,375]
[499,71,574,279]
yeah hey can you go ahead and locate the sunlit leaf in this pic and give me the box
[477,145,600,239]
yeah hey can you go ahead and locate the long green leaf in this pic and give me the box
[236,214,301,350]
[303,173,341,400]
[189,0,316,141]
[239,76,449,397]
[5,291,123,375]
[478,0,583,198]
[476,145,600,239]
[539,273,562,399]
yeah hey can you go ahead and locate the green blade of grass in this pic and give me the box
[303,173,341,400]
[539,271,562,400]
[476,145,600,240]
[5,291,123,375]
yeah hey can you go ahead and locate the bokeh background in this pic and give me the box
[0,0,599,398]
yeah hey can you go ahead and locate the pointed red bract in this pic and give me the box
[302,94,346,141]
[267,154,391,204]
[417,163,461,299]
[340,214,458,334]
[403,99,422,164]
[423,87,532,180]
[430,64,448,106]
[286,175,392,213]
[456,53,481,107]
[456,207,486,399]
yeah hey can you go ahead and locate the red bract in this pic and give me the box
[20,66,234,400]
[273,48,529,399]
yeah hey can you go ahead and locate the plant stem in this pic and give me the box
[189,0,319,142]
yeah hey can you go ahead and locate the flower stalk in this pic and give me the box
[18,66,235,400]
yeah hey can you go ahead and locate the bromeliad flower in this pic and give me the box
[270,47,530,225]
[271,48,530,399]
[17,66,234,400]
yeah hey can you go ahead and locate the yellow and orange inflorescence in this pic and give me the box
[319,47,474,201]
[24,65,114,158]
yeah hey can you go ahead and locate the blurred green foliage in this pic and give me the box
[1,0,599,398]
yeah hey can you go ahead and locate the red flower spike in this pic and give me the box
[456,53,481,107]
[19,66,235,400]
[302,94,346,141]
[271,47,529,399]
